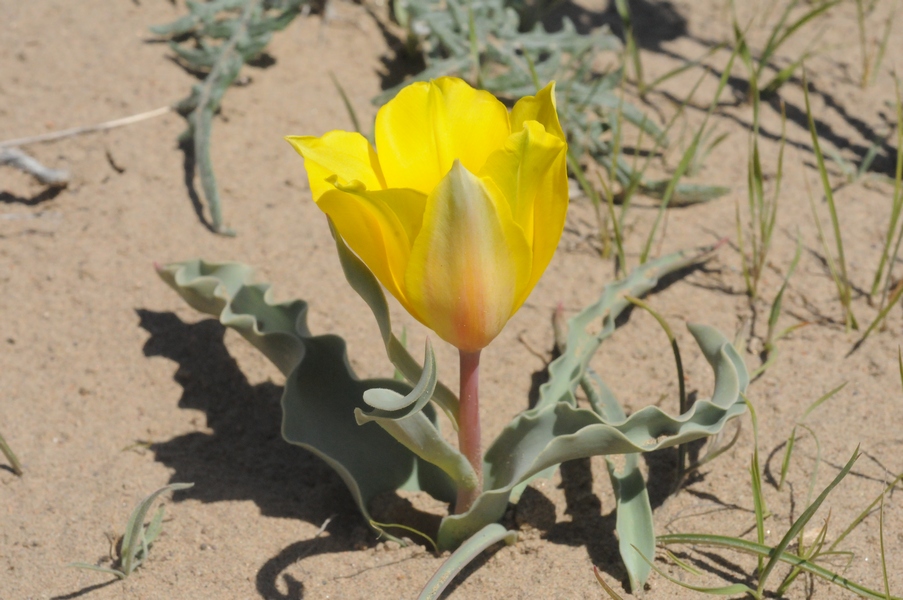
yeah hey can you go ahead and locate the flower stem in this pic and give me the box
[456,349,482,514]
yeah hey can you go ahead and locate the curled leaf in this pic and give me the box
[157,260,457,542]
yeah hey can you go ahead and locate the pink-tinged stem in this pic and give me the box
[456,349,483,514]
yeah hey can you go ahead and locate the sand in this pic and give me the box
[2,0,902,598]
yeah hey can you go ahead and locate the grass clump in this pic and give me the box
[594,388,899,598]
[70,482,193,580]
[735,78,786,300]
[802,71,859,331]
[856,0,897,88]
[595,343,903,597]
[858,78,903,343]
[731,0,839,99]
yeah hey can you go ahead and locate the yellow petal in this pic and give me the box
[510,82,566,143]
[479,120,566,245]
[286,132,386,200]
[404,162,531,352]
[374,77,511,195]
[331,180,428,255]
[522,150,568,304]
[317,182,427,312]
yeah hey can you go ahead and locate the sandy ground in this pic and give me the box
[2,0,903,598]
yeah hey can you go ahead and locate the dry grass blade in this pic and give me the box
[732,0,839,98]
[624,296,687,482]
[657,533,900,599]
[632,544,754,595]
[593,565,627,599]
[795,423,822,510]
[777,425,796,491]
[869,1,897,87]
[863,76,903,345]
[0,429,23,476]
[640,46,740,263]
[329,72,363,136]
[614,0,644,97]
[853,280,903,352]
[879,492,891,599]
[801,381,847,421]
[803,70,858,330]
[606,65,711,270]
[856,0,870,87]
[685,420,742,477]
[858,0,897,87]
[899,346,903,393]
[745,396,768,575]
[871,77,903,294]
[766,443,853,595]
[828,471,903,554]
[370,520,438,554]
[751,233,803,379]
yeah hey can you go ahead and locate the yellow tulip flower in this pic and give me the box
[287,77,568,353]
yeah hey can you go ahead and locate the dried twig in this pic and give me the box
[0,106,171,150]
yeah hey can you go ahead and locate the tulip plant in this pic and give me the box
[287,78,568,512]
[158,77,747,596]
